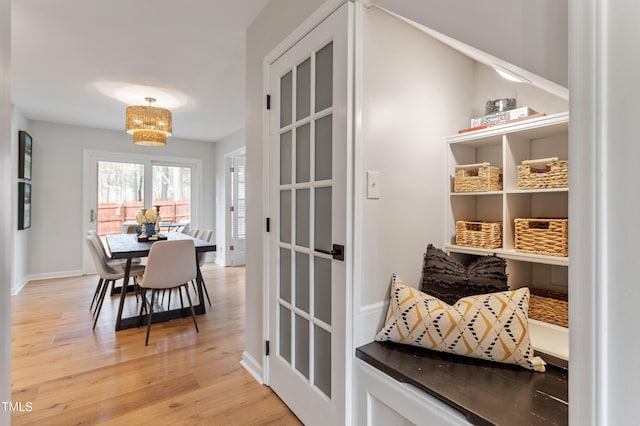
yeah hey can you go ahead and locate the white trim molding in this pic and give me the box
[240,351,264,385]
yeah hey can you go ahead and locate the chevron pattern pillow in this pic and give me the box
[375,275,546,372]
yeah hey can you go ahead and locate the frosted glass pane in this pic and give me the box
[280,131,292,185]
[279,306,291,363]
[296,124,310,183]
[315,114,332,181]
[296,57,311,120]
[280,71,292,128]
[280,248,291,303]
[295,314,310,379]
[296,189,310,247]
[280,190,291,244]
[295,252,310,313]
[314,257,331,325]
[315,42,333,112]
[314,325,331,397]
[314,187,332,251]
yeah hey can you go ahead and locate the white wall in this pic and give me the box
[0,0,11,420]
[244,0,327,378]
[25,120,216,278]
[355,6,475,344]
[371,0,568,88]
[12,106,29,294]
[212,127,245,266]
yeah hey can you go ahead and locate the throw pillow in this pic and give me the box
[375,274,546,372]
[420,244,508,305]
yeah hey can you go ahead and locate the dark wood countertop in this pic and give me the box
[356,341,568,426]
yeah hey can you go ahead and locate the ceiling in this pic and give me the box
[11,0,270,142]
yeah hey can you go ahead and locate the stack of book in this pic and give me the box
[459,107,544,134]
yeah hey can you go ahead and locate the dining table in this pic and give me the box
[105,232,216,331]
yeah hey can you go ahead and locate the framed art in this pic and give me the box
[18,182,31,230]
[19,130,32,180]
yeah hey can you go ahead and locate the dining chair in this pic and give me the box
[87,231,142,309]
[137,239,199,345]
[85,236,145,329]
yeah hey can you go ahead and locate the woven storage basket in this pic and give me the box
[454,162,502,192]
[517,157,568,189]
[528,287,568,328]
[455,220,502,249]
[514,218,568,257]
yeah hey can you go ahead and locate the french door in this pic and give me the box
[82,151,201,273]
[267,3,350,425]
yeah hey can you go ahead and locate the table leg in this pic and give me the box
[115,258,132,331]
[195,263,205,309]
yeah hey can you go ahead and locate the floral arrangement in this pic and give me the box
[136,209,157,225]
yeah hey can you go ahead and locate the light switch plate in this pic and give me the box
[367,171,380,199]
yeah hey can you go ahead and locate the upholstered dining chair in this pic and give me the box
[137,239,199,346]
[87,230,141,310]
[85,236,145,329]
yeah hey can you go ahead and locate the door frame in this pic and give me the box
[81,149,203,273]
[225,147,246,266]
[261,0,354,420]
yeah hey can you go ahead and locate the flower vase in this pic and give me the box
[145,223,156,237]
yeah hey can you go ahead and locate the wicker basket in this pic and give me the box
[528,287,568,328]
[454,162,502,193]
[514,218,568,257]
[517,157,568,189]
[455,221,502,249]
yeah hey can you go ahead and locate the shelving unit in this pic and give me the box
[446,111,570,360]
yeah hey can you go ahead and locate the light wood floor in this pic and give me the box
[11,264,302,425]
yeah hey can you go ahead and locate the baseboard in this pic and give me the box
[11,276,30,295]
[355,301,386,348]
[13,270,84,295]
[240,351,264,385]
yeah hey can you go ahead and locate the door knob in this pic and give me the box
[315,244,344,261]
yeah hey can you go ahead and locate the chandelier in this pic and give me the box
[125,97,172,146]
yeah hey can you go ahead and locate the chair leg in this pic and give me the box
[183,285,199,333]
[93,279,110,330]
[90,278,104,311]
[138,288,147,328]
[202,282,212,307]
[167,288,172,310]
[191,279,212,307]
[178,286,184,310]
[145,289,156,346]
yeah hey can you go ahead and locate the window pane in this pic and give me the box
[97,161,144,236]
[152,165,191,226]
[296,57,311,120]
[315,42,333,112]
[280,71,293,128]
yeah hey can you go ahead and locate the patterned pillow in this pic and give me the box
[420,244,508,305]
[375,274,545,372]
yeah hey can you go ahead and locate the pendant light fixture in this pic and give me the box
[125,97,172,146]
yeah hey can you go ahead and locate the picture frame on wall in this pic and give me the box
[18,182,31,230]
[18,130,32,180]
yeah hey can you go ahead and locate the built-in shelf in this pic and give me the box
[446,111,570,145]
[446,244,569,266]
[446,110,570,361]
